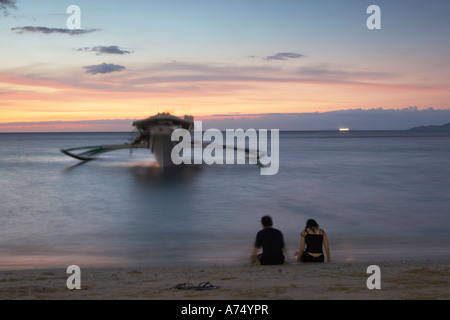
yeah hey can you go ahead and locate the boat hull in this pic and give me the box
[149,125,178,167]
[133,113,194,168]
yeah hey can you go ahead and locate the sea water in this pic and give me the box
[0,131,449,270]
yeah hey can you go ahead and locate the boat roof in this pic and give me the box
[133,113,194,130]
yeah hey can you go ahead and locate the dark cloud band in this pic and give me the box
[0,0,17,15]
[77,46,132,55]
[11,26,101,35]
[265,52,305,61]
[249,52,306,61]
[84,63,126,75]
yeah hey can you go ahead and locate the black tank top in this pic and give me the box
[305,234,323,254]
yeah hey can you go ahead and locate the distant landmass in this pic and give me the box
[408,123,450,131]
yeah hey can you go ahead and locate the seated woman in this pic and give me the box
[296,219,331,263]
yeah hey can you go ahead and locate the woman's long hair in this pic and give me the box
[304,219,319,234]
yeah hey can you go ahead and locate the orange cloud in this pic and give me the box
[1,60,449,126]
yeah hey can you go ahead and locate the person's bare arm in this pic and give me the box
[296,234,305,262]
[250,246,259,265]
[323,232,331,263]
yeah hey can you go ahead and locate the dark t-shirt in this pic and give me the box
[254,227,285,265]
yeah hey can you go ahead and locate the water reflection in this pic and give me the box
[129,161,202,187]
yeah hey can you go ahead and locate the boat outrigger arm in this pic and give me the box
[61,140,266,165]
[60,113,268,168]
[60,143,147,161]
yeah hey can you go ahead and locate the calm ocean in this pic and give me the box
[1,131,449,270]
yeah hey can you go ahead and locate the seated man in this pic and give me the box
[251,216,286,265]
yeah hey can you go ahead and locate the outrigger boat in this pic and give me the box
[61,112,271,171]
[61,113,194,167]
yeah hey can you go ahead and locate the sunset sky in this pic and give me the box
[1,0,449,131]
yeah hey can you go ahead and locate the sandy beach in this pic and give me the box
[1,260,448,300]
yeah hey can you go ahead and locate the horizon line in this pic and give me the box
[1,107,449,133]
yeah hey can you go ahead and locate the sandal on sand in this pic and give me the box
[194,282,218,290]
[170,282,195,290]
